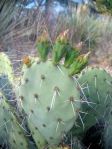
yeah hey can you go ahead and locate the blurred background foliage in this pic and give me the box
[0,0,112,73]
[94,0,112,14]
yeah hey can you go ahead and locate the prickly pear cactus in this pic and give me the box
[52,29,69,65]
[74,67,112,137]
[104,125,112,149]
[68,52,90,76]
[18,30,90,148]
[104,109,112,149]
[36,30,51,62]
[64,46,79,68]
[0,52,14,82]
[49,146,71,149]
[0,92,29,149]
[62,134,84,149]
[19,60,80,146]
[0,74,15,100]
[27,118,47,149]
[0,53,15,100]
[17,29,91,148]
[49,144,83,149]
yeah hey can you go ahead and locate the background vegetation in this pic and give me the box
[0,0,112,74]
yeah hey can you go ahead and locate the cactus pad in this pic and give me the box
[76,67,112,136]
[0,74,15,100]
[0,92,29,149]
[19,59,81,145]
[0,52,13,82]
[28,119,47,149]
[0,53,14,100]
[104,109,112,149]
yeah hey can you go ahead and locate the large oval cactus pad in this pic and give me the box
[19,60,81,145]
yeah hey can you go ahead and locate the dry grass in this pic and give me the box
[0,5,112,73]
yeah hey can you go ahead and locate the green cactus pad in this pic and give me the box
[28,119,47,149]
[19,59,81,146]
[104,109,112,149]
[0,53,14,100]
[75,67,112,137]
[0,74,15,100]
[104,125,112,149]
[0,52,14,82]
[0,92,29,149]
